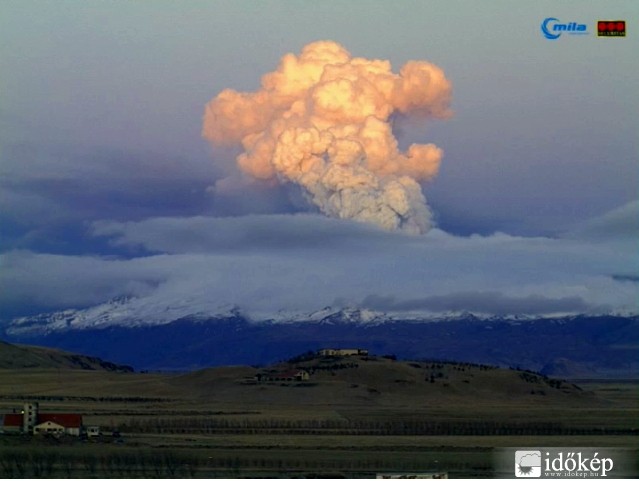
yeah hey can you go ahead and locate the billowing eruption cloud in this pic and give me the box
[203,41,452,233]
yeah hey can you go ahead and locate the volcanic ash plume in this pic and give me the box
[202,41,452,233]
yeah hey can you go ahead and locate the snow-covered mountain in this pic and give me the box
[5,295,564,337]
[2,298,637,378]
[6,295,244,335]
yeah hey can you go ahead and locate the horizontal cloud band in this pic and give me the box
[1,209,637,320]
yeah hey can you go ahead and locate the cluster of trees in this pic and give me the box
[0,451,57,478]
[418,358,499,371]
[67,356,134,372]
[306,362,359,373]
[519,372,543,384]
[418,360,498,371]
[516,370,566,390]
[0,449,199,478]
[427,372,446,383]
[544,378,564,389]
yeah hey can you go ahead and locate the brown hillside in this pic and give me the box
[167,354,592,407]
[0,340,133,372]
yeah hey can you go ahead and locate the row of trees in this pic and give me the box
[0,449,199,478]
[517,371,566,389]
[0,447,491,478]
[117,417,636,436]
[0,394,170,403]
[416,359,499,371]
[306,362,359,372]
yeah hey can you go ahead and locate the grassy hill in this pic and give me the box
[0,340,133,372]
[0,349,592,407]
[167,352,590,408]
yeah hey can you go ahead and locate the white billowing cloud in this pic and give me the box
[2,207,638,321]
[203,41,452,234]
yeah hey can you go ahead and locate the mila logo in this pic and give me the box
[541,18,588,40]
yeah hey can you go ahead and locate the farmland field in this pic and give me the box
[0,358,637,478]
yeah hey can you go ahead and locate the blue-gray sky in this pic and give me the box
[1,1,637,319]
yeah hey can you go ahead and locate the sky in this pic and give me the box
[1,1,638,320]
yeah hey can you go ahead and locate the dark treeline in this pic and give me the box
[118,418,637,436]
[306,362,359,372]
[0,449,199,478]
[415,359,499,370]
[0,394,172,403]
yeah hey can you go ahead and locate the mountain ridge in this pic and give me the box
[7,295,635,336]
[3,311,637,378]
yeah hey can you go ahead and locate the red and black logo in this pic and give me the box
[597,20,626,37]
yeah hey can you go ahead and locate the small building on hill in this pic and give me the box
[1,403,86,437]
[318,348,368,357]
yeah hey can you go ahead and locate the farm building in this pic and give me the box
[318,348,368,357]
[1,403,85,437]
[1,413,22,434]
[255,369,310,382]
[34,414,83,436]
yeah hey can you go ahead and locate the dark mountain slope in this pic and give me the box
[4,315,637,377]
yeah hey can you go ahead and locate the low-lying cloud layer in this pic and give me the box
[2,204,637,320]
[360,292,592,317]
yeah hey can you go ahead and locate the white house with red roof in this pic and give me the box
[1,403,85,436]
[34,413,83,436]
